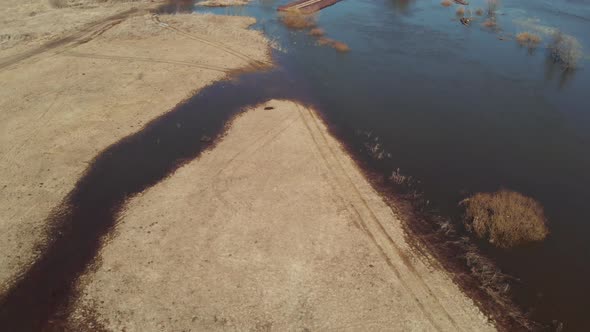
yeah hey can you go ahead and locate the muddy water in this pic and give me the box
[202,0,590,330]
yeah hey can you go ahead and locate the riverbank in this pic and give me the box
[0,0,269,298]
[67,100,495,331]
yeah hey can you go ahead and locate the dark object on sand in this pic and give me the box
[460,17,471,26]
[454,0,469,4]
[264,106,275,110]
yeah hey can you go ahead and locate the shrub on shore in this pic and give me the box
[461,190,549,248]
[516,32,541,48]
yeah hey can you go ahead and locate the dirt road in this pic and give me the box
[68,101,495,331]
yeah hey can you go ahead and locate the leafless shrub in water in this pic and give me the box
[331,41,350,53]
[318,37,351,53]
[482,19,496,28]
[317,37,331,46]
[516,32,541,48]
[487,0,499,16]
[548,31,583,69]
[280,8,316,30]
[441,0,453,7]
[389,168,409,186]
[461,190,549,248]
[308,28,325,37]
[456,6,465,16]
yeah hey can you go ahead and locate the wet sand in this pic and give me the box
[68,100,494,331]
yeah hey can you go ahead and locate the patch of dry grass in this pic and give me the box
[441,0,453,7]
[280,8,316,30]
[308,28,324,37]
[516,32,541,48]
[461,190,549,248]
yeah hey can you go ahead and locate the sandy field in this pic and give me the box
[0,0,269,295]
[68,100,495,331]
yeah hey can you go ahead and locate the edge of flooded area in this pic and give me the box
[309,104,536,331]
[0,0,543,330]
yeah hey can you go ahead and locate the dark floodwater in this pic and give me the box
[198,0,590,330]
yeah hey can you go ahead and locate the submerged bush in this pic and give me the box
[548,31,582,69]
[331,41,350,53]
[456,6,465,16]
[441,0,453,7]
[516,32,541,48]
[487,0,498,16]
[280,8,316,30]
[482,19,496,28]
[461,190,549,248]
[317,37,350,53]
[308,28,325,37]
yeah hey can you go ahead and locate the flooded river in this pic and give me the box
[197,0,590,330]
[5,0,586,329]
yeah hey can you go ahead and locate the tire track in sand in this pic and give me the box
[151,14,272,70]
[295,104,465,332]
[0,8,139,72]
[62,51,233,72]
[209,110,300,211]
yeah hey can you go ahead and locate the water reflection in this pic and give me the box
[545,56,577,89]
